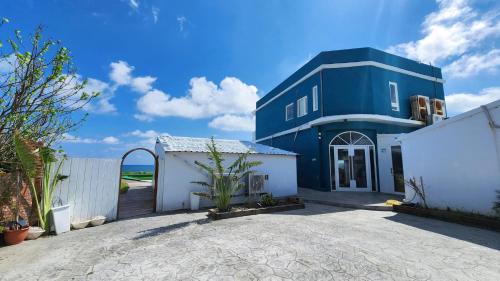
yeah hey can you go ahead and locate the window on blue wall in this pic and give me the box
[297,96,308,117]
[285,103,294,121]
[312,86,318,112]
[389,82,399,111]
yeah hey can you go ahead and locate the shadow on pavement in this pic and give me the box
[133,218,211,240]
[385,213,500,251]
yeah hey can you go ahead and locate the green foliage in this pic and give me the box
[14,133,68,231]
[259,193,277,207]
[493,190,500,217]
[0,22,98,172]
[192,138,262,212]
[120,180,129,194]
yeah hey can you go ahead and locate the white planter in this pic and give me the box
[26,226,45,240]
[190,192,200,211]
[90,216,106,226]
[71,220,90,230]
[51,205,71,235]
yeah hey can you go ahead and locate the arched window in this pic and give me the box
[329,131,374,146]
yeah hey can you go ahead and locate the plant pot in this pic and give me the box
[51,205,71,235]
[4,226,29,245]
[26,226,45,240]
[71,220,90,230]
[90,216,106,226]
[190,192,200,211]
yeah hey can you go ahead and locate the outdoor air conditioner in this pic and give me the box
[430,98,446,117]
[410,95,430,121]
[246,174,266,205]
[428,114,444,125]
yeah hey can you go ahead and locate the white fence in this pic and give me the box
[53,157,121,223]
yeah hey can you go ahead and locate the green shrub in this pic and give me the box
[120,180,129,194]
[260,193,277,207]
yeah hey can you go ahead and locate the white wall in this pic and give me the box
[156,151,297,211]
[399,100,500,216]
[54,157,121,222]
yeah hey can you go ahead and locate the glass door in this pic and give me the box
[333,146,372,191]
[391,146,405,193]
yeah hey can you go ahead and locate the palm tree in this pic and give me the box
[193,138,261,212]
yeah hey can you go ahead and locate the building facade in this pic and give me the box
[255,48,445,194]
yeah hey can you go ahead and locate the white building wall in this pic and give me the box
[399,100,500,216]
[157,151,297,211]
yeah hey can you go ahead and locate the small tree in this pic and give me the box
[405,177,428,209]
[193,138,262,212]
[0,19,99,172]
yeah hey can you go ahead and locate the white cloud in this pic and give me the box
[128,129,163,139]
[0,54,15,73]
[81,78,117,114]
[209,114,255,132]
[443,49,500,78]
[446,87,500,114]
[136,77,259,119]
[128,0,139,9]
[130,75,157,93]
[152,6,159,23]
[102,136,120,144]
[387,0,500,64]
[62,133,98,144]
[177,16,187,31]
[62,133,120,144]
[110,60,133,86]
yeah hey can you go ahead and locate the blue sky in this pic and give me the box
[1,0,499,164]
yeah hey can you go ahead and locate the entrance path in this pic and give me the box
[1,203,499,280]
[118,180,154,219]
[299,187,403,211]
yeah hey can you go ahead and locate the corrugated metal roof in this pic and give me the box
[157,136,296,156]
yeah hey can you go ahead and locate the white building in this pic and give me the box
[398,99,500,216]
[154,136,298,211]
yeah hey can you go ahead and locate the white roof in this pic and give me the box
[157,136,296,156]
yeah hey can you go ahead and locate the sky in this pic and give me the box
[1,0,499,164]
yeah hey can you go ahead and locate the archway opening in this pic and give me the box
[117,148,158,219]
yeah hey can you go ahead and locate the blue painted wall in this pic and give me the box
[255,47,445,191]
[255,47,444,140]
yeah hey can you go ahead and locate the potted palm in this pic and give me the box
[192,138,261,213]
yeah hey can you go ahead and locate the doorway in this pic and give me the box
[329,131,376,192]
[377,134,405,194]
[117,148,158,219]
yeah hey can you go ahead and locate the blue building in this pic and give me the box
[255,47,445,194]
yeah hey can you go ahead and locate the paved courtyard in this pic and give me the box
[1,203,499,280]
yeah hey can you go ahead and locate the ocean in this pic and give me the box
[122,164,155,173]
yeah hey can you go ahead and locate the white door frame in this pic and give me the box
[377,134,405,195]
[332,145,372,191]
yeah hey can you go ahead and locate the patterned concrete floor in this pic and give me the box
[1,203,499,281]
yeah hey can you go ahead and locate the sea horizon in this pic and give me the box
[122,164,154,173]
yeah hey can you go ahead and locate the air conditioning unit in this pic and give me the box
[246,174,266,206]
[430,98,446,117]
[427,114,444,125]
[410,95,430,121]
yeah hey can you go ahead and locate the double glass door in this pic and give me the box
[332,145,372,191]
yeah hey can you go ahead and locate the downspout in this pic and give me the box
[319,69,325,190]
[480,105,500,174]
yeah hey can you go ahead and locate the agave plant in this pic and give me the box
[14,133,68,231]
[193,138,262,212]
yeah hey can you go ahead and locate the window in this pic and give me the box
[297,96,308,117]
[389,82,399,111]
[312,86,318,112]
[285,103,294,121]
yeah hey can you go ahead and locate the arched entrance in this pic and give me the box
[117,148,159,219]
[329,131,377,192]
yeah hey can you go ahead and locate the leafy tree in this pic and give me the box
[0,19,99,172]
[193,138,262,212]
